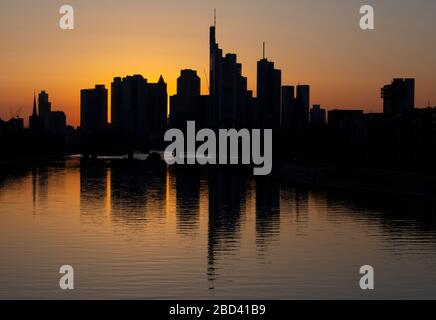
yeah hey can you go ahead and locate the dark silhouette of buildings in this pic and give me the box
[257,49,282,130]
[45,111,66,136]
[169,69,210,129]
[281,85,295,131]
[5,16,436,177]
[310,105,326,127]
[382,78,415,115]
[28,90,66,137]
[38,90,51,120]
[209,20,252,129]
[296,85,310,125]
[327,109,366,165]
[29,93,42,132]
[80,85,108,135]
[281,84,310,131]
[111,75,167,148]
[328,109,364,129]
[0,117,24,133]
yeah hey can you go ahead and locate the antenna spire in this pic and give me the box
[214,9,216,27]
[263,41,265,59]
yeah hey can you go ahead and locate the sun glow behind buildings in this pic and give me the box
[1,0,436,126]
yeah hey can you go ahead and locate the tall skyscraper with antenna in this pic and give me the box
[257,43,282,130]
[209,12,252,128]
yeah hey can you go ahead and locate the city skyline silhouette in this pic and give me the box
[1,1,436,126]
[3,1,436,303]
[1,14,436,176]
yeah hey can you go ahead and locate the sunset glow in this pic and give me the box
[1,0,435,126]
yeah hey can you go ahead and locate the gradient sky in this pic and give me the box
[0,0,435,126]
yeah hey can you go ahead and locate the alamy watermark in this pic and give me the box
[58,4,375,31]
[359,265,375,290]
[164,121,273,176]
[360,5,375,30]
[59,5,74,30]
[59,265,74,290]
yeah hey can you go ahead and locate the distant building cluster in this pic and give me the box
[29,91,67,136]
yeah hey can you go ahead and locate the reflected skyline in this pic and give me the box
[2,158,436,299]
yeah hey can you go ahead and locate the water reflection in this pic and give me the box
[1,159,436,298]
[109,162,167,228]
[175,167,200,235]
[207,168,248,288]
[255,177,281,249]
[80,165,107,224]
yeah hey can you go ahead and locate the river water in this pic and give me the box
[1,158,436,299]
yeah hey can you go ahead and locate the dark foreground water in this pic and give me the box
[1,157,436,299]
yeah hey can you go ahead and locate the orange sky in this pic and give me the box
[1,0,435,127]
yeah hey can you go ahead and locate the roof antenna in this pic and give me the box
[214,9,216,27]
[263,41,266,59]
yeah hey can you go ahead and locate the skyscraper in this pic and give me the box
[30,90,66,136]
[381,78,415,115]
[310,104,326,127]
[257,55,282,130]
[38,91,51,119]
[111,74,167,147]
[210,18,251,129]
[80,85,108,135]
[46,111,66,136]
[170,69,210,129]
[290,84,310,130]
[281,85,294,131]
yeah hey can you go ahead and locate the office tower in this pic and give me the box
[30,91,67,136]
[147,75,168,144]
[80,85,108,135]
[381,78,415,115]
[210,19,251,129]
[281,85,295,130]
[170,69,210,129]
[282,84,310,131]
[38,91,51,119]
[177,69,200,97]
[296,85,310,123]
[46,111,66,136]
[111,74,167,147]
[257,53,282,130]
[310,105,326,127]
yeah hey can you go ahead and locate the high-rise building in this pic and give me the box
[170,69,210,129]
[30,91,66,136]
[210,20,251,129]
[281,84,310,130]
[281,86,295,130]
[310,104,326,127]
[80,85,108,135]
[38,90,51,119]
[111,74,167,147]
[296,85,310,123]
[257,55,282,130]
[46,111,66,136]
[177,69,200,97]
[381,78,415,115]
